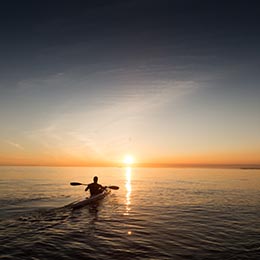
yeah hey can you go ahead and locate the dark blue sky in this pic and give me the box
[1,0,260,79]
[0,0,260,165]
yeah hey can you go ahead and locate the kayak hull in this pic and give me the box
[68,189,111,210]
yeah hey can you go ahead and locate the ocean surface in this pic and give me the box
[0,166,259,260]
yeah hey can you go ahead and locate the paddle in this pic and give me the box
[70,182,119,190]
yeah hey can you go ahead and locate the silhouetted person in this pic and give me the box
[85,176,106,197]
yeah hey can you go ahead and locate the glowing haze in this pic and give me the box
[0,1,260,167]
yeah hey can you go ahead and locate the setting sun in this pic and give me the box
[123,155,134,165]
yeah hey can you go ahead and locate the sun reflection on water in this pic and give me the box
[124,166,131,216]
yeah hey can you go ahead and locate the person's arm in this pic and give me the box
[99,184,106,191]
[85,185,89,192]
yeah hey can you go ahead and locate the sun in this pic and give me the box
[123,155,134,165]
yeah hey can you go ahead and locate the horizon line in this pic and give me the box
[0,162,259,169]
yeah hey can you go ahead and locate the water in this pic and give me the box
[0,166,260,259]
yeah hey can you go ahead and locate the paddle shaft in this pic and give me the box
[70,182,119,190]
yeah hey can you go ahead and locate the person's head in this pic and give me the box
[93,176,98,183]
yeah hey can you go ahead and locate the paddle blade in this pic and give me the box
[70,182,83,186]
[108,185,119,190]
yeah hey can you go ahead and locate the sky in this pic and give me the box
[0,0,260,167]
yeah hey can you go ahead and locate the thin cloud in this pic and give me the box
[5,140,25,150]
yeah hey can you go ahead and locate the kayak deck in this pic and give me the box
[67,189,111,210]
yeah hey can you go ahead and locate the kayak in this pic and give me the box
[67,188,111,210]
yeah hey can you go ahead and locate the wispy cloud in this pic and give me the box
[5,140,25,150]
